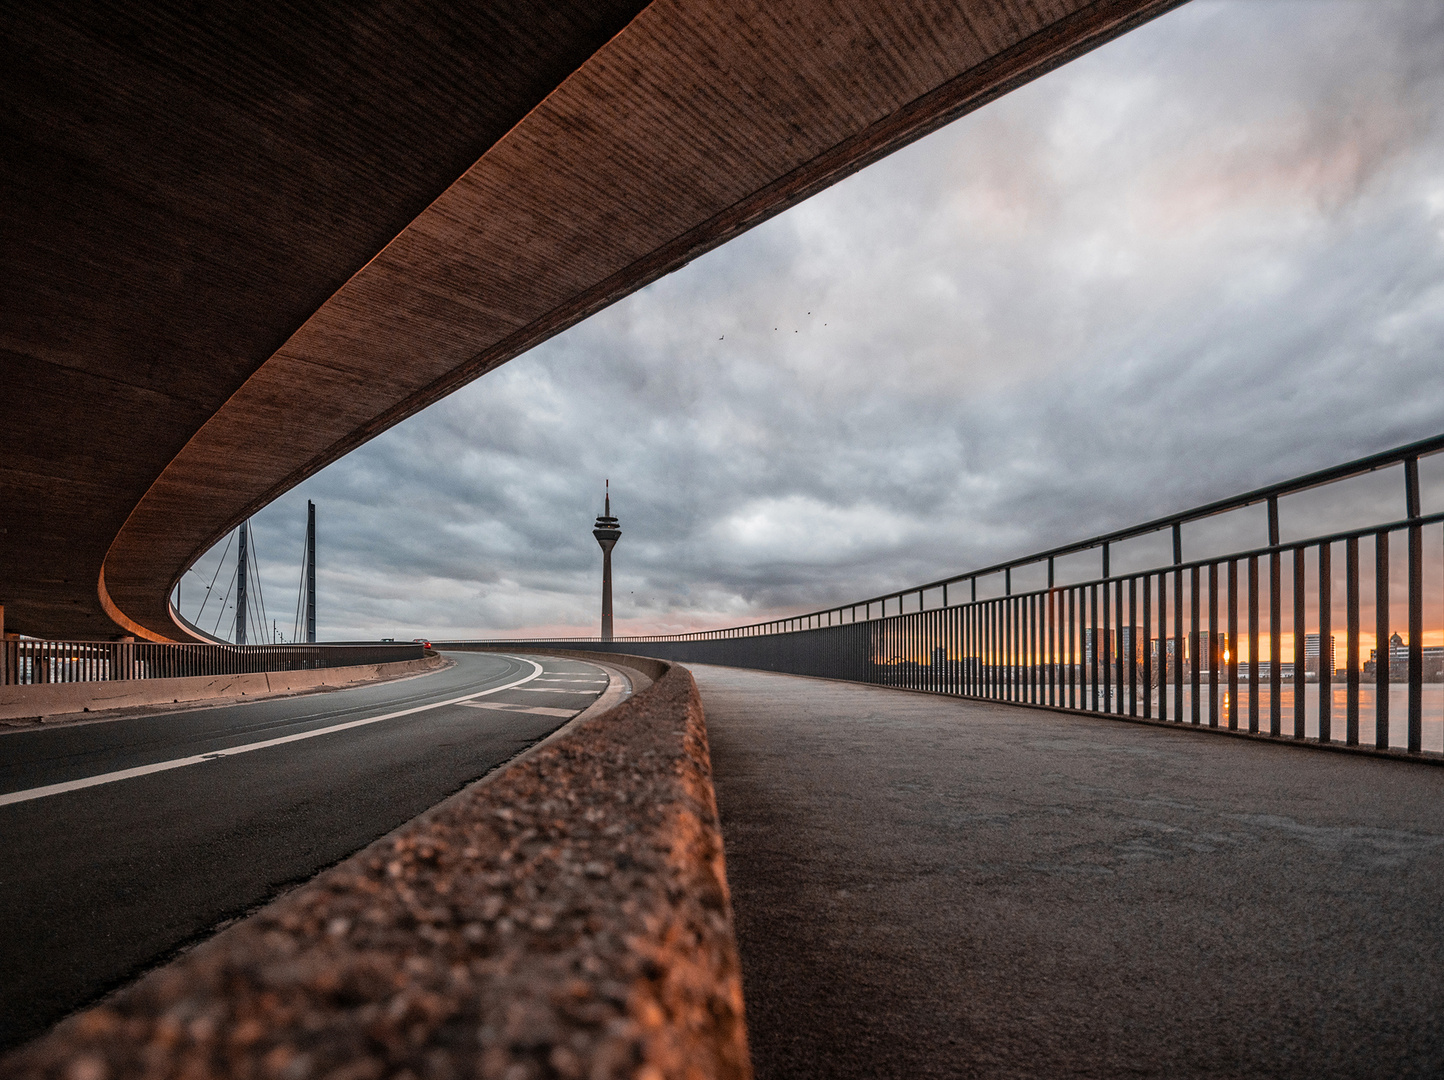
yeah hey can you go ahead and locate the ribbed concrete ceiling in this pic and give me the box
[1,0,1183,641]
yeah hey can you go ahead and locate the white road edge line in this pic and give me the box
[0,657,546,809]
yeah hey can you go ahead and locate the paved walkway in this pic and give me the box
[693,665,1444,1079]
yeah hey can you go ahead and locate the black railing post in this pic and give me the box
[1406,456,1423,752]
[1129,576,1138,717]
[1051,587,1061,708]
[1030,593,1040,703]
[1293,547,1306,740]
[1067,587,1076,709]
[1247,554,1259,734]
[1345,535,1359,746]
[1190,565,1201,725]
[1318,542,1332,743]
[1268,496,1282,736]
[995,600,1003,700]
[1270,549,1282,737]
[975,598,983,698]
[995,598,1003,700]
[1142,574,1153,719]
[1012,595,1021,701]
[1375,530,1389,749]
[1090,584,1100,712]
[1208,562,1219,728]
[1157,570,1167,722]
[1174,566,1184,723]
[1115,578,1125,715]
[1102,574,1112,714]
[1227,560,1238,731]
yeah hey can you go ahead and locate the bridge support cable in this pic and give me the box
[209,571,236,639]
[244,525,272,644]
[191,529,234,629]
[290,528,308,645]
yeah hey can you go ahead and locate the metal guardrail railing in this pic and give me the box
[1,641,426,687]
[454,432,1444,757]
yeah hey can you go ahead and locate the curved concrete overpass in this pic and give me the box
[1,0,1182,642]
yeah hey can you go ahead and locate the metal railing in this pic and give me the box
[450,432,1444,757]
[1,640,426,687]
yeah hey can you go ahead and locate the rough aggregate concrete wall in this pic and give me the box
[2,663,751,1080]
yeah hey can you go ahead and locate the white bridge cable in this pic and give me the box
[210,559,237,639]
[246,525,271,644]
[193,530,234,628]
[291,527,308,644]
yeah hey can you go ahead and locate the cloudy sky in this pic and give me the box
[177,0,1444,644]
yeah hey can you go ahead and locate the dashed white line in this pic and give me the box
[459,702,579,718]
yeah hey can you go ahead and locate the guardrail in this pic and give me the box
[453,432,1444,757]
[1,641,426,686]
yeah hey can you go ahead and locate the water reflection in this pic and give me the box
[1149,683,1443,750]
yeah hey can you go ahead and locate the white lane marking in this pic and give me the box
[459,702,578,718]
[535,678,608,684]
[0,658,547,808]
[513,687,601,694]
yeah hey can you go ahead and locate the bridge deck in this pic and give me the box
[694,664,1444,1078]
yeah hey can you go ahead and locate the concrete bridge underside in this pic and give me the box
[1,0,1183,641]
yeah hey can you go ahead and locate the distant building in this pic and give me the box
[1304,633,1335,677]
[1187,631,1230,674]
[1083,627,1142,668]
[1148,637,1182,682]
[1366,634,1444,681]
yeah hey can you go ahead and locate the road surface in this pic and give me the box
[0,651,615,1050]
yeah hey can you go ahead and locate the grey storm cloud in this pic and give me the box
[179,0,1444,643]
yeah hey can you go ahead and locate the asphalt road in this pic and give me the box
[0,651,615,1050]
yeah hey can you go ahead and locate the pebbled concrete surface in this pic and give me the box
[696,664,1444,1079]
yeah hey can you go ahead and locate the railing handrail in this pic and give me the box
[2,639,425,686]
[931,431,1444,584]
[578,433,1443,642]
[452,433,1444,762]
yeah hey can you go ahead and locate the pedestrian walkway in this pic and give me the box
[693,664,1444,1079]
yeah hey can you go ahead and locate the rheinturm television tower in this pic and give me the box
[592,480,621,641]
